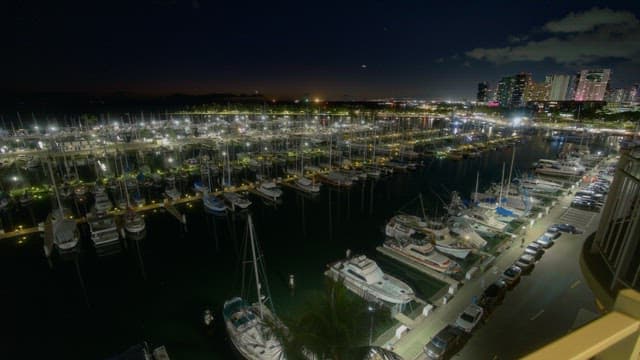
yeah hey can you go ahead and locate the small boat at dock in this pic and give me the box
[325,255,414,305]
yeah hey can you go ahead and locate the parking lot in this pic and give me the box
[558,207,597,229]
[384,161,611,360]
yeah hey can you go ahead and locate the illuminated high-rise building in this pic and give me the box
[477,82,489,102]
[548,74,576,101]
[574,69,611,101]
[525,77,551,102]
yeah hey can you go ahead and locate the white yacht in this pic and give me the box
[223,192,252,211]
[516,177,563,193]
[383,237,461,275]
[535,159,585,177]
[164,187,181,201]
[448,219,488,249]
[124,210,146,234]
[386,215,475,259]
[325,255,414,305]
[295,176,321,194]
[88,215,120,249]
[320,171,353,187]
[94,192,113,214]
[462,209,508,232]
[257,181,283,200]
[385,218,422,240]
[50,210,80,253]
[203,192,227,213]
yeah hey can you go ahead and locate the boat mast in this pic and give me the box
[328,133,332,171]
[474,171,479,204]
[505,145,516,199]
[247,215,264,319]
[119,152,131,207]
[46,156,64,214]
[498,162,505,207]
[418,193,427,220]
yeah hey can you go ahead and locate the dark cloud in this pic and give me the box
[543,7,638,33]
[465,8,640,65]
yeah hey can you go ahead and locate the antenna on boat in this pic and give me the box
[418,193,427,220]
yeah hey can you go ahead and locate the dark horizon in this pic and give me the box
[7,1,640,99]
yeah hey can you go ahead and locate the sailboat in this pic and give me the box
[295,140,321,194]
[118,154,146,235]
[223,215,287,360]
[201,160,227,213]
[46,157,80,253]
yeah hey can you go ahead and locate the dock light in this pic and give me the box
[11,176,18,182]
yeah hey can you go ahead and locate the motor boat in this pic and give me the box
[88,214,120,249]
[295,176,321,193]
[257,181,283,200]
[534,159,585,177]
[386,215,474,259]
[193,180,208,193]
[124,210,146,234]
[50,209,80,253]
[325,255,414,305]
[165,187,181,201]
[203,192,226,213]
[383,237,461,275]
[94,192,113,214]
[223,192,252,211]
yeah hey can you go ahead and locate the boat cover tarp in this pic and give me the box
[496,206,514,217]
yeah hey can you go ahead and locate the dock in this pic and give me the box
[376,246,459,286]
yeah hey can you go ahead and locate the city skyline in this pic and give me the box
[5,1,640,100]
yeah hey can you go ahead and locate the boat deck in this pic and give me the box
[376,246,458,286]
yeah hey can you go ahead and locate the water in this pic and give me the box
[1,134,590,358]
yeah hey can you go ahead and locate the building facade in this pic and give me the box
[592,144,640,292]
[496,73,532,107]
[477,82,489,102]
[574,69,611,101]
[548,74,576,101]
[526,78,551,102]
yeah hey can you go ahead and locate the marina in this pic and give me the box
[0,114,621,359]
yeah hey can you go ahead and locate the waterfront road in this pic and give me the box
[456,205,601,359]
[381,163,606,360]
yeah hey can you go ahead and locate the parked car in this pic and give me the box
[479,280,507,310]
[501,265,522,286]
[455,304,484,333]
[552,223,580,234]
[424,325,466,359]
[535,235,554,248]
[515,254,536,272]
[544,230,561,239]
[525,243,545,260]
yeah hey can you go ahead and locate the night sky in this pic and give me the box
[6,1,640,99]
